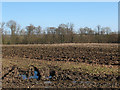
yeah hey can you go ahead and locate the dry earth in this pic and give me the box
[1,43,120,88]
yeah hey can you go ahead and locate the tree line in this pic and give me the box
[0,20,118,44]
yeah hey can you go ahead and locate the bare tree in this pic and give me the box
[1,20,118,44]
[96,25,101,35]
[26,24,35,35]
[26,24,35,44]
[104,27,111,35]
[0,22,5,35]
[69,23,74,43]
[79,28,86,35]
[35,26,41,35]
[101,27,106,35]
[16,24,21,35]
[7,20,17,36]
[6,20,18,44]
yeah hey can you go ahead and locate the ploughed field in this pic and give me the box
[1,43,120,88]
[2,43,119,65]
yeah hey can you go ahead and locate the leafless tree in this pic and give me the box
[26,24,35,35]
[104,27,111,35]
[96,25,101,35]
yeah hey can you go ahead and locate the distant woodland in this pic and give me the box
[0,20,119,44]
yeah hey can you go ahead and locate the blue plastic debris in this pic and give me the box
[19,71,39,80]
[46,75,52,79]
[49,76,52,79]
[20,75,27,80]
[29,71,38,79]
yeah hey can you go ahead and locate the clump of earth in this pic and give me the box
[2,65,120,88]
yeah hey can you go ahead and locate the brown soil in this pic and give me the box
[2,43,119,65]
[1,43,120,88]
